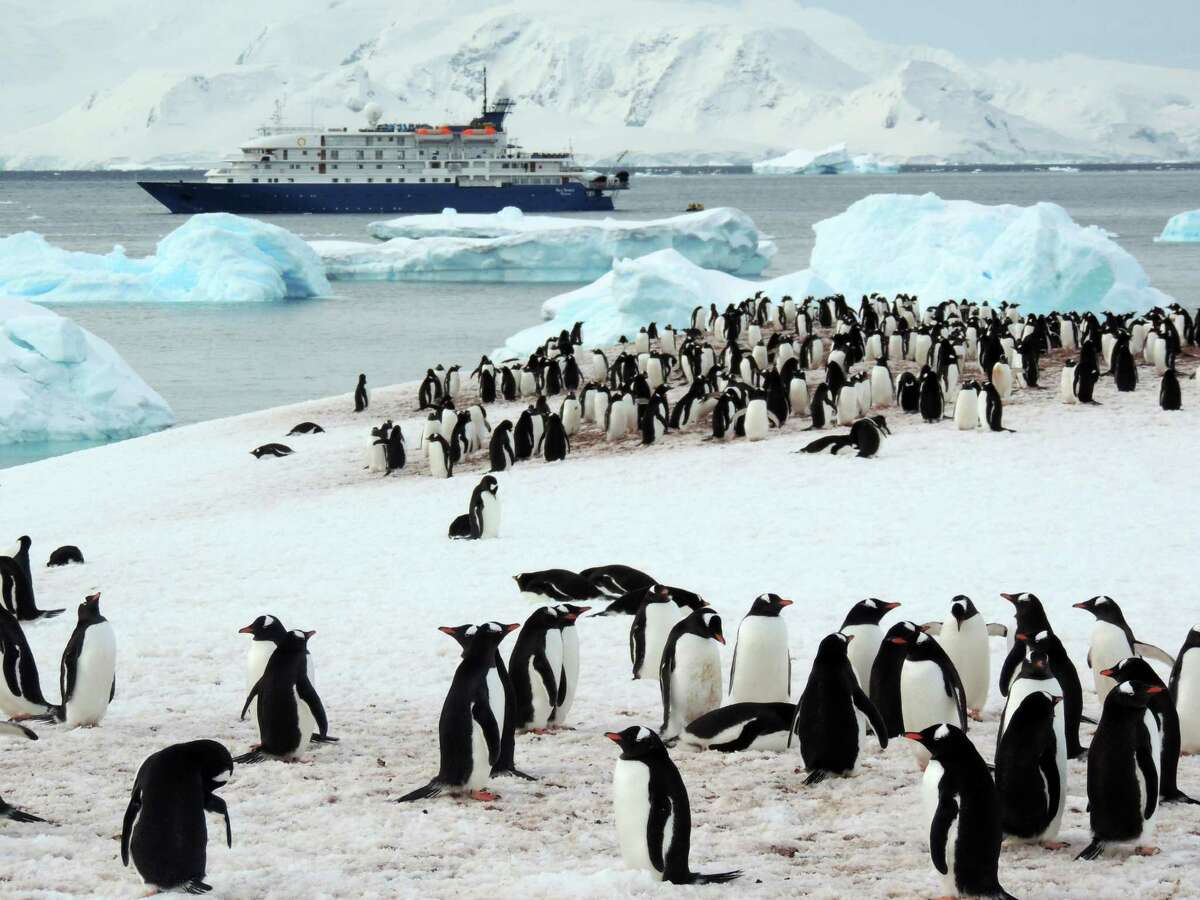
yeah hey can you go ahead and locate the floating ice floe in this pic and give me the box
[809,193,1173,314]
[313,206,776,282]
[496,249,831,358]
[1158,210,1200,242]
[0,213,329,303]
[752,143,898,176]
[0,296,174,444]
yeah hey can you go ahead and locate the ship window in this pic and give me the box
[365,137,372,146]
[376,165,382,169]
[355,150,364,160]
[252,178,259,183]
[288,178,294,183]
[367,178,373,183]
[445,178,452,183]
[419,150,425,158]
[419,178,425,183]
[399,178,405,183]
[345,178,351,182]
[227,178,233,183]
[302,150,308,156]
[375,150,383,160]
[332,165,338,169]
[385,178,392,183]
[399,151,406,160]
[332,178,338,183]
[330,150,339,160]
[358,164,363,169]
[431,161,440,169]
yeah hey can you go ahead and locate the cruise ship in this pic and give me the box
[139,85,629,215]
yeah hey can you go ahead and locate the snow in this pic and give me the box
[0,213,329,303]
[752,143,898,175]
[0,295,174,443]
[313,207,776,283]
[809,193,1174,314]
[1,321,1199,897]
[496,249,831,358]
[1158,210,1200,242]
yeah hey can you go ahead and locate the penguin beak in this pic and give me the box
[884,602,901,610]
[437,626,458,636]
[1052,696,1064,706]
[889,637,909,645]
[777,599,794,607]
[999,593,1019,604]
[504,623,520,633]
[1015,633,1029,642]
[575,607,592,616]
[238,625,255,634]
[713,632,726,645]
[1147,686,1167,695]
[604,732,623,743]
[903,732,925,744]
[303,630,316,640]
[1100,667,1116,677]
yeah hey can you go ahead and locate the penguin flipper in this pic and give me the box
[120,783,142,865]
[396,780,443,803]
[929,790,959,874]
[309,734,340,743]
[1136,732,1160,821]
[239,681,261,721]
[182,880,213,894]
[1,803,44,824]
[232,749,265,765]
[1079,714,1098,726]
[1076,840,1105,861]
[851,685,889,750]
[296,676,330,739]
[473,693,502,765]
[1134,641,1176,667]
[204,793,233,847]
[658,644,678,732]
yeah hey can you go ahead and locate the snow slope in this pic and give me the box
[4,1,1200,169]
[0,336,1197,897]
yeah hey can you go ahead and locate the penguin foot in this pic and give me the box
[493,767,537,781]
[528,728,550,735]
[968,708,984,722]
[802,769,828,786]
[1039,840,1069,851]
[469,789,498,802]
[182,880,213,894]
[232,750,265,765]
[1076,841,1104,861]
[1134,846,1160,857]
[1,805,45,824]
[1163,790,1199,805]
[309,734,340,744]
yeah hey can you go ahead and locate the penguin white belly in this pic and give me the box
[789,379,809,415]
[479,492,501,539]
[593,395,610,429]
[682,720,791,752]
[1177,653,1200,753]
[1000,674,1062,742]
[835,391,857,426]
[870,369,892,407]
[953,390,978,429]
[562,402,581,436]
[842,624,881,690]
[1089,623,1133,703]
[613,759,654,873]
[606,404,626,441]
[1042,710,1069,840]
[439,411,457,443]
[728,618,790,703]
[920,761,959,895]
[638,605,682,679]
[647,359,664,390]
[467,712,491,791]
[937,619,989,712]
[666,636,722,737]
[288,687,317,759]
[427,443,449,478]
[65,623,116,726]
[368,441,387,473]
[486,668,505,754]
[558,630,580,724]
[743,399,769,441]
[901,660,958,765]
[1060,368,1077,403]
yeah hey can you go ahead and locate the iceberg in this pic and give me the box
[0,296,175,444]
[313,207,776,282]
[809,193,1172,314]
[0,213,329,303]
[1158,210,1200,242]
[753,143,898,176]
[496,249,831,359]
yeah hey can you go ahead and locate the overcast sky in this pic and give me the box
[812,0,1199,68]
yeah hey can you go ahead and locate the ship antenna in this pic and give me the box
[482,66,488,116]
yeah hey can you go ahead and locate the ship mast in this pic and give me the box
[482,66,488,116]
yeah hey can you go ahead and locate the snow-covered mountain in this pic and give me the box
[4,0,1199,169]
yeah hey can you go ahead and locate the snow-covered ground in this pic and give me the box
[2,327,1199,897]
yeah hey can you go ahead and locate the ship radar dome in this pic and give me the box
[364,103,383,127]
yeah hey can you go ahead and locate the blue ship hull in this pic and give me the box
[137,180,615,214]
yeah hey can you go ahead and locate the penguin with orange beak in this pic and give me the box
[728,594,793,704]
[659,609,726,743]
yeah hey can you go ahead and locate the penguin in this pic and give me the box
[740,391,771,442]
[870,356,894,408]
[398,623,518,801]
[250,443,292,459]
[444,364,462,400]
[807,383,833,430]
[0,605,56,719]
[679,702,796,752]
[121,740,234,895]
[550,603,589,728]
[727,594,792,704]
[869,620,922,738]
[578,565,656,598]
[287,422,324,436]
[1160,367,1182,410]
[606,726,743,885]
[917,367,944,423]
[488,420,515,473]
[56,592,116,727]
[1077,681,1164,860]
[236,629,333,763]
[425,433,453,479]
[418,369,442,409]
[995,690,1068,848]
[792,633,888,784]
[798,417,884,458]
[386,422,406,473]
[1006,624,1089,760]
[1103,656,1196,804]
[500,365,518,401]
[980,383,1014,432]
[953,382,979,429]
[896,371,920,413]
[1074,354,1100,403]
[538,412,570,462]
[1170,626,1200,754]
[0,720,42,822]
[508,606,565,733]
[997,637,1061,746]
[448,475,501,540]
[513,569,600,604]
[237,614,311,702]
[560,393,582,436]
[901,632,968,767]
[354,373,369,412]
[1074,595,1174,705]
[630,587,684,680]
[367,424,389,474]
[991,361,1013,400]
[788,371,810,416]
[658,608,725,742]
[840,598,901,692]
[928,596,997,721]
[1,535,64,620]
[906,724,1014,899]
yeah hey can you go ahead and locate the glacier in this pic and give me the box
[809,193,1173,315]
[315,207,776,282]
[752,143,898,175]
[0,213,329,303]
[496,249,831,359]
[0,295,175,444]
[1158,210,1200,242]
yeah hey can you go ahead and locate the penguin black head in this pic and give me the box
[1000,591,1042,609]
[748,593,793,617]
[77,592,104,622]
[1100,657,1164,688]
[238,614,288,643]
[842,598,901,628]
[438,621,520,653]
[1072,595,1128,626]
[17,536,31,551]
[179,739,235,792]
[903,722,971,759]
[521,606,562,633]
[883,620,920,646]
[1106,680,1165,709]
[553,603,591,622]
[605,725,666,760]
[949,596,979,628]
[358,374,366,384]
[814,631,853,663]
[478,475,498,495]
[683,608,726,645]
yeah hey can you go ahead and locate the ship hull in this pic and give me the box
[137,180,615,214]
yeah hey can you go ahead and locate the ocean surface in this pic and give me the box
[1,169,1198,467]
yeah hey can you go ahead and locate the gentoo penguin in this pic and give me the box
[425,433,453,479]
[448,475,501,540]
[560,393,582,436]
[46,545,85,567]
[0,605,56,718]
[1170,626,1200,754]
[869,620,922,738]
[513,569,600,604]
[417,369,441,409]
[250,443,293,459]
[741,390,771,441]
[488,420,516,472]
[995,690,1068,848]
[906,724,1014,899]
[630,587,685,680]
[658,609,725,742]
[1160,367,1182,410]
[578,564,655,598]
[979,382,1014,432]
[353,373,369,412]
[953,382,979,429]
[1078,681,1164,860]
[1,535,64,620]
[1074,595,1174,705]
[509,606,565,733]
[901,632,968,767]
[539,412,570,462]
[238,614,315,710]
[386,422,406,472]
[606,726,742,885]
[551,603,589,727]
[917,367,944,423]
[236,630,333,762]
[727,594,792,704]
[0,720,43,822]
[792,633,888,784]
[121,740,234,895]
[896,372,920,413]
[57,592,116,727]
[991,360,1013,400]
[798,417,885,458]
[1104,657,1195,804]
[399,623,519,801]
[926,596,1002,720]
[679,702,796,752]
[367,424,389,474]
[870,357,894,408]
[287,421,324,436]
[840,598,901,691]
[1006,626,1089,760]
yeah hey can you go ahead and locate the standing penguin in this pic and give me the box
[398,623,519,801]
[906,724,1014,899]
[901,632,968,767]
[1170,626,1200,754]
[0,605,56,719]
[896,372,920,413]
[121,740,234,895]
[539,412,570,462]
[659,609,726,743]
[917,367,944,423]
[1074,595,1174,705]
[869,620,922,738]
[630,587,684,680]
[425,433,453,479]
[1160,368,1182,410]
[1078,681,1164,860]
[509,607,565,733]
[1,536,65,620]
[57,592,116,727]
[840,598,901,692]
[606,726,743,885]
[953,382,979,429]
[927,596,1001,721]
[488,420,516,472]
[980,383,1014,432]
[448,475,501,540]
[792,633,888,784]
[550,603,589,728]
[354,374,369,412]
[385,423,406,473]
[237,614,303,700]
[741,390,771,442]
[236,630,333,762]
[727,594,792,704]
[418,369,442,409]
[995,690,1068,849]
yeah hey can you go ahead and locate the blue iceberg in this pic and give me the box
[753,144,898,176]
[1158,210,1200,242]
[0,296,175,444]
[0,213,329,303]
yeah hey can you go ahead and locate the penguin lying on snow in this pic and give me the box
[578,564,655,598]
[46,545,84,567]
[287,422,324,435]
[679,702,795,752]
[797,416,888,458]
[448,476,501,540]
[0,720,43,822]
[513,569,601,603]
[250,443,293,459]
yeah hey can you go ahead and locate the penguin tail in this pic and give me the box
[309,733,340,744]
[803,769,829,786]
[232,749,265,765]
[35,609,65,619]
[1,804,45,824]
[182,880,213,895]
[686,870,744,885]
[1076,840,1105,861]
[396,781,443,803]
[1163,789,1200,805]
[492,766,537,781]
[1079,715,1098,725]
